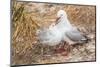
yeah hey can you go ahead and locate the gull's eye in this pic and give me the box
[60,14,63,16]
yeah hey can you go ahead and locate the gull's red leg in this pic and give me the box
[54,41,66,53]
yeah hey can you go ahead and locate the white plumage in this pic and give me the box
[37,10,87,46]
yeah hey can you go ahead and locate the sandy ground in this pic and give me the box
[11,1,96,65]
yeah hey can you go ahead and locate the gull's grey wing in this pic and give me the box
[65,28,87,43]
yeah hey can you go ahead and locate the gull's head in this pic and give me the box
[56,10,67,21]
[57,10,67,17]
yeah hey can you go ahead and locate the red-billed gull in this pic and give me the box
[37,10,87,46]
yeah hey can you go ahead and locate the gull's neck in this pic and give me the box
[60,15,72,28]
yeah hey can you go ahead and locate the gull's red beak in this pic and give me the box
[56,17,61,22]
[55,17,61,25]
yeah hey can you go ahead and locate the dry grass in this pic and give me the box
[11,1,96,65]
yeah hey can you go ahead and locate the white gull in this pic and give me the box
[37,10,87,46]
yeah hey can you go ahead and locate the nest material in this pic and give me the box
[11,1,96,65]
